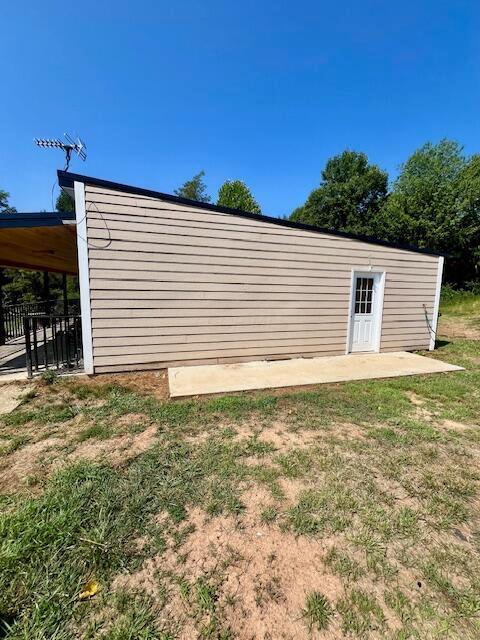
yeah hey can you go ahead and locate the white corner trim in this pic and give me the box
[74,181,94,374]
[374,271,386,353]
[429,256,444,351]
[345,269,356,354]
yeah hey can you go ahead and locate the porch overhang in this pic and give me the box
[0,212,78,274]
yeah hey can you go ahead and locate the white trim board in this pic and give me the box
[429,256,444,351]
[74,181,94,374]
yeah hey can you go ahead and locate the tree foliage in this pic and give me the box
[291,142,480,287]
[217,180,261,214]
[174,171,211,202]
[377,140,480,285]
[55,191,75,213]
[0,190,16,214]
[291,151,388,236]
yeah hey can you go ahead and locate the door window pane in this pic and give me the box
[354,277,374,315]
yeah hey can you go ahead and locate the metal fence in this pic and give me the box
[3,298,80,342]
[24,314,83,378]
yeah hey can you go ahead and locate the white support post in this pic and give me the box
[429,256,444,351]
[74,181,94,373]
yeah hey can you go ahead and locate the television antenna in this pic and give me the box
[34,133,87,171]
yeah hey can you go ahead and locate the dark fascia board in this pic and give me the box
[0,211,75,229]
[58,170,445,257]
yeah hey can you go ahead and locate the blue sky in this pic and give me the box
[1,1,479,216]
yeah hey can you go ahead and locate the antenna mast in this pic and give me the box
[34,133,87,170]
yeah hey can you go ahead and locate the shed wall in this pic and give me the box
[83,184,441,374]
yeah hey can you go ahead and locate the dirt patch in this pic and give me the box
[114,486,345,639]
[439,317,480,340]
[441,419,473,432]
[232,420,318,453]
[0,421,158,495]
[406,392,424,407]
[0,436,65,494]
[114,412,150,429]
[68,423,158,465]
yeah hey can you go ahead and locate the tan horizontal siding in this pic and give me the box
[94,343,346,368]
[92,323,345,337]
[89,249,437,276]
[88,242,437,270]
[88,256,438,280]
[88,268,436,290]
[94,349,347,375]
[87,225,437,264]
[90,314,432,332]
[84,184,440,373]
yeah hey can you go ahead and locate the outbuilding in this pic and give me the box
[55,171,444,376]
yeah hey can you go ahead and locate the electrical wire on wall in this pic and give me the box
[423,303,437,339]
[77,201,112,249]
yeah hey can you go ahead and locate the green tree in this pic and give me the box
[378,140,480,285]
[290,151,388,236]
[174,170,211,202]
[217,180,261,214]
[0,190,16,214]
[56,191,75,213]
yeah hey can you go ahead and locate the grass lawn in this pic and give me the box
[0,297,479,639]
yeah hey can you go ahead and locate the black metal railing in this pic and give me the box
[3,299,80,342]
[24,314,83,378]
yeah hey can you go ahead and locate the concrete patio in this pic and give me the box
[168,351,463,398]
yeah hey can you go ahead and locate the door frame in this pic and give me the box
[345,268,386,354]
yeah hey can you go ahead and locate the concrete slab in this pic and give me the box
[168,352,463,398]
[0,384,34,414]
[0,370,29,384]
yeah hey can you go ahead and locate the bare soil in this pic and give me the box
[114,488,346,640]
[438,316,480,340]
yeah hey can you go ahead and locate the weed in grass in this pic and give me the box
[196,578,217,613]
[0,434,31,456]
[254,576,284,607]
[2,403,77,427]
[302,591,333,632]
[128,421,149,435]
[288,485,357,535]
[384,587,414,625]
[260,505,279,524]
[249,464,284,500]
[70,382,117,400]
[83,591,162,640]
[337,588,386,637]
[276,448,313,478]
[352,531,397,580]
[393,507,420,539]
[41,369,58,385]
[242,435,276,457]
[77,423,113,442]
[194,577,233,639]
[325,546,365,582]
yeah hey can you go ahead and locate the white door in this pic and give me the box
[349,273,382,353]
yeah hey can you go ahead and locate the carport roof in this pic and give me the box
[0,212,77,274]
